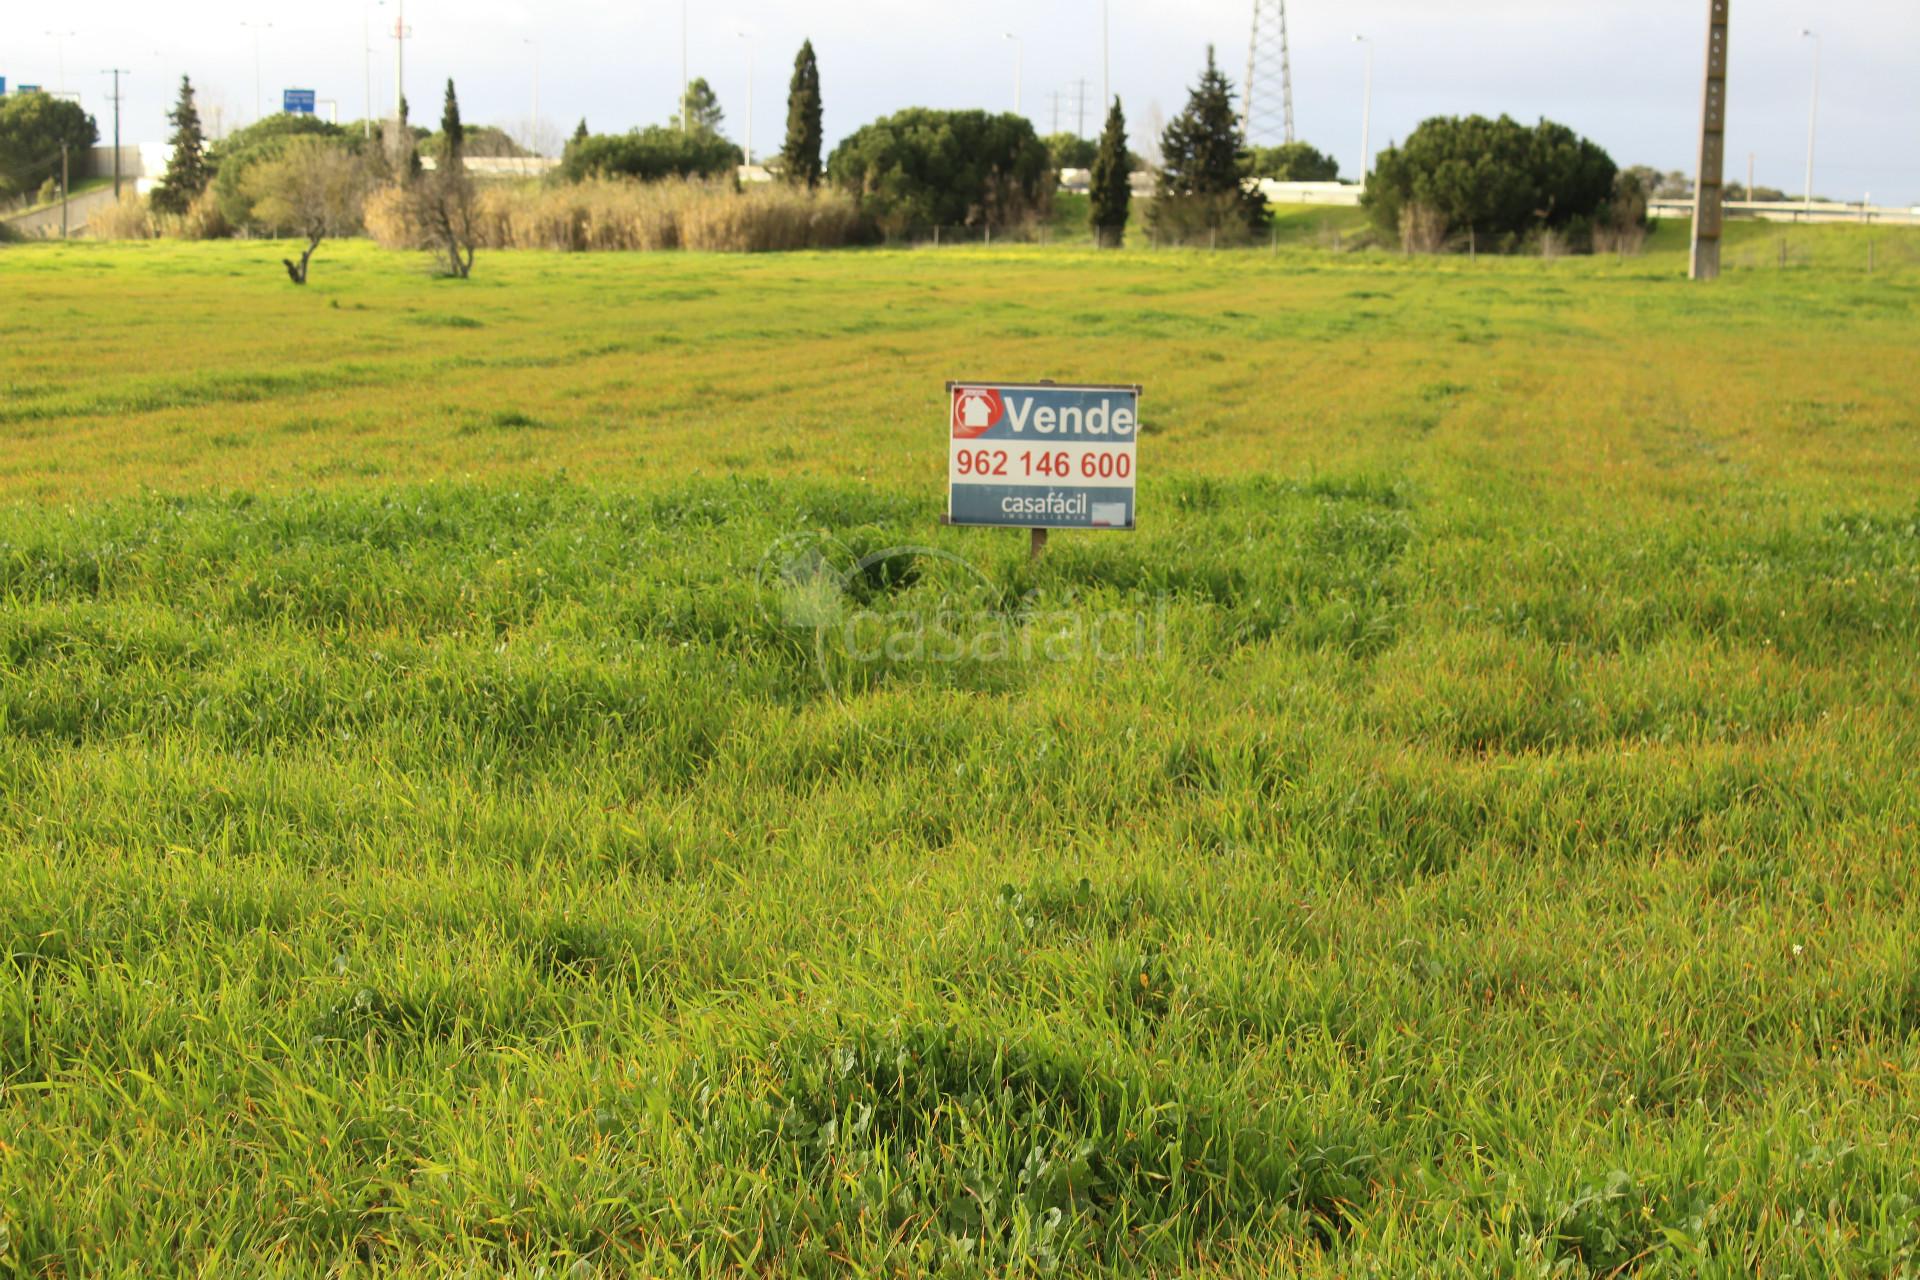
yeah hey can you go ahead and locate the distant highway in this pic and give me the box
[1649,197,1920,226]
[3,185,123,239]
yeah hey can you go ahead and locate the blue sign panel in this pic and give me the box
[0,78,8,96]
[947,382,1141,530]
[283,89,316,114]
[18,84,41,95]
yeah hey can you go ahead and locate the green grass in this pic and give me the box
[1,228,1919,1276]
[1042,193,1373,248]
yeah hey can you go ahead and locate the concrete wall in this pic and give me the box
[1056,168,1159,198]
[1059,171,1364,206]
[81,145,144,181]
[78,144,172,196]
[418,156,562,179]
[1257,180,1364,207]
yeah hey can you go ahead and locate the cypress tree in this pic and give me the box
[1088,98,1132,248]
[780,39,823,187]
[423,79,475,278]
[572,118,589,145]
[388,96,422,178]
[439,79,464,166]
[150,76,209,216]
[1154,47,1268,238]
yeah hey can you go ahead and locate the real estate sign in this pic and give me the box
[947,381,1140,530]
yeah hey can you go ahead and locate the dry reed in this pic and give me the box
[371,178,861,254]
[87,191,155,240]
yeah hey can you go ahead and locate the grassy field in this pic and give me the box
[2,225,1918,1276]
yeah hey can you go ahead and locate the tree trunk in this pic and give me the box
[443,231,473,279]
[281,236,321,285]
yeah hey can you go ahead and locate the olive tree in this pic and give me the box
[240,136,369,284]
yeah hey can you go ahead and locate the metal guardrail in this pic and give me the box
[1649,198,1920,226]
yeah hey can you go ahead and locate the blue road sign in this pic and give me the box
[18,84,41,95]
[0,78,8,95]
[947,382,1141,530]
[283,89,316,114]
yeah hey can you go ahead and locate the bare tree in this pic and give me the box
[413,168,478,278]
[241,137,368,284]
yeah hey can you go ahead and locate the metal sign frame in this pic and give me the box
[945,380,1142,542]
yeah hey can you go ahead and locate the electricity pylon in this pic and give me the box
[1242,0,1295,146]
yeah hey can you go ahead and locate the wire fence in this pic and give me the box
[875,222,1369,253]
[867,219,1920,274]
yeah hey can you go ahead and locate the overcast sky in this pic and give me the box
[11,0,1917,203]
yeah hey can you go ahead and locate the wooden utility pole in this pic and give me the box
[103,69,131,201]
[1689,0,1730,281]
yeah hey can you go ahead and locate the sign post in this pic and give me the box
[283,88,317,115]
[946,380,1141,557]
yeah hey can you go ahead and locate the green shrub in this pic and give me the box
[1044,132,1097,170]
[827,108,1052,234]
[1250,141,1339,182]
[559,127,740,184]
[1364,115,1619,253]
[207,114,362,231]
[0,91,97,200]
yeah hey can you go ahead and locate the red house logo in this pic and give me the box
[951,387,1004,439]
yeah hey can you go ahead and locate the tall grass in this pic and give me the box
[172,188,234,241]
[368,177,862,253]
[70,189,228,242]
[85,191,155,240]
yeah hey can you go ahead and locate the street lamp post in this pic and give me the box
[364,2,384,138]
[393,0,408,128]
[1005,32,1023,116]
[523,36,540,156]
[240,21,272,121]
[101,68,129,199]
[736,31,754,167]
[1799,28,1820,208]
[1354,35,1373,185]
[1101,0,1110,110]
[43,31,76,96]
